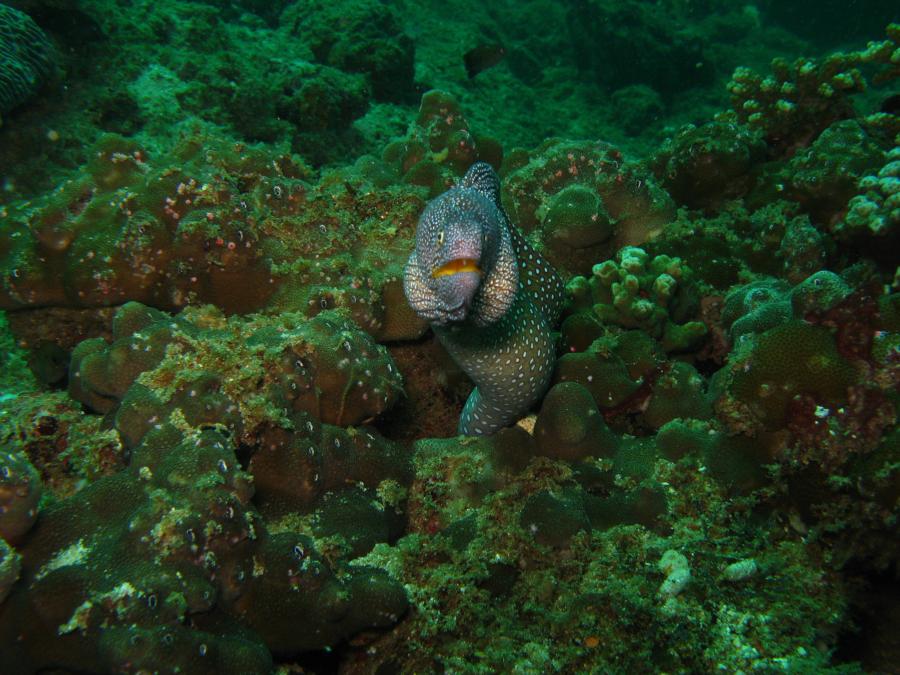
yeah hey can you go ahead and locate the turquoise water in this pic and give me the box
[0,1,898,672]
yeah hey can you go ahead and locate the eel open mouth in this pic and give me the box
[431,258,481,279]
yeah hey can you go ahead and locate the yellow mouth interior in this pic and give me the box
[431,258,481,279]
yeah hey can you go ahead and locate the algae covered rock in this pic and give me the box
[782,119,885,226]
[0,539,19,605]
[0,423,409,671]
[716,320,858,432]
[248,413,411,538]
[534,382,618,462]
[281,0,415,102]
[69,302,403,429]
[0,449,41,543]
[0,131,423,335]
[520,487,592,548]
[652,121,765,210]
[502,138,675,276]
[229,533,408,654]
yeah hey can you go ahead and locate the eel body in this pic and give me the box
[403,162,564,435]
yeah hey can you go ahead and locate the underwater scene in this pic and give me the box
[1,0,899,672]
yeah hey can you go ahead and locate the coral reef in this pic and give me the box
[0,424,408,672]
[281,0,415,102]
[501,138,675,276]
[727,54,863,155]
[779,120,885,227]
[346,417,853,673]
[840,140,900,241]
[650,120,766,210]
[0,8,898,673]
[533,381,618,462]
[68,301,403,427]
[0,130,427,341]
[377,89,504,197]
[721,270,852,340]
[0,449,41,543]
[718,319,859,432]
[0,300,411,670]
[0,3,54,120]
[567,246,707,353]
[726,22,899,157]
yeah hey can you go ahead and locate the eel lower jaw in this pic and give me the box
[431,266,482,324]
[431,258,481,279]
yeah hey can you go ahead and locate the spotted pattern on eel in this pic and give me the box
[404,162,565,435]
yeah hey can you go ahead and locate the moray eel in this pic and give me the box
[404,162,565,435]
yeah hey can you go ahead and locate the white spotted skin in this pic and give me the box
[436,286,556,435]
[507,221,565,326]
[404,162,565,436]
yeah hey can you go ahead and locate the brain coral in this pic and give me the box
[0,4,54,118]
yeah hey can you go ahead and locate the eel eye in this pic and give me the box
[437,230,444,246]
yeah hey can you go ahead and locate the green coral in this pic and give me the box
[533,382,618,462]
[0,449,41,544]
[727,52,864,155]
[782,120,886,226]
[640,361,712,429]
[840,141,900,239]
[725,23,899,158]
[0,19,898,673]
[0,4,54,119]
[0,539,19,606]
[650,120,765,210]
[719,320,858,431]
[500,138,675,276]
[722,271,851,341]
[281,0,415,102]
[542,184,615,249]
[583,246,707,352]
